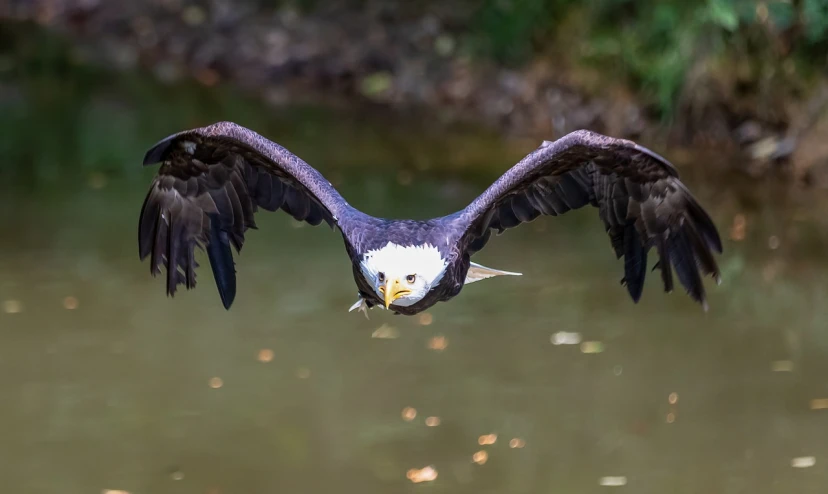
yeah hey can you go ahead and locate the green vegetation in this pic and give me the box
[2,0,826,185]
[262,0,828,116]
[468,0,828,114]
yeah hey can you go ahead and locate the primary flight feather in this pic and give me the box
[138,121,722,315]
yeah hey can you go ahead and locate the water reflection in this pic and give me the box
[2,98,828,494]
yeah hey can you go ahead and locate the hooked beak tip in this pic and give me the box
[382,278,411,309]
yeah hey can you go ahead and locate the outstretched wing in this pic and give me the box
[138,121,355,309]
[456,130,722,308]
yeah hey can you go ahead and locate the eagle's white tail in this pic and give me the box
[464,262,522,284]
[348,296,372,319]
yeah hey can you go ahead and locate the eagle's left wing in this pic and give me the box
[455,130,722,308]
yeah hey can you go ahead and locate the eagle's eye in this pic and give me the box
[378,272,385,283]
[406,274,416,284]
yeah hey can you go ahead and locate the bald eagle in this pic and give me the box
[139,121,722,316]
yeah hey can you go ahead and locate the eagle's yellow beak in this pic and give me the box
[380,277,411,309]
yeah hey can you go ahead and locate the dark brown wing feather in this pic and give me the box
[457,130,722,308]
[138,121,356,309]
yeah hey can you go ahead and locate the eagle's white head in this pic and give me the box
[360,242,448,308]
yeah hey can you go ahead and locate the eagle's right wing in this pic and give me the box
[139,121,356,309]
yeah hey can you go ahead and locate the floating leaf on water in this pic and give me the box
[402,407,417,421]
[580,341,604,354]
[257,349,274,362]
[63,296,79,310]
[730,214,746,241]
[791,456,816,468]
[3,299,22,314]
[208,377,223,389]
[472,450,488,465]
[810,398,828,410]
[478,433,497,445]
[666,412,676,423]
[407,466,437,483]
[425,416,441,427]
[551,331,582,345]
[599,476,627,486]
[418,313,433,326]
[371,324,399,339]
[509,438,525,448]
[771,360,794,372]
[668,392,678,404]
[427,335,448,351]
[102,490,130,494]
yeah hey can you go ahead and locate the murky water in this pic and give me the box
[2,76,828,493]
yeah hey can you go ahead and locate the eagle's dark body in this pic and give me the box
[139,121,722,315]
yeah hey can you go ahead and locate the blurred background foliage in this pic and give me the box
[469,0,828,113]
[2,0,828,183]
[251,0,828,116]
[0,22,509,186]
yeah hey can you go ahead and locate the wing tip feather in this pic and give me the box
[206,214,238,310]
